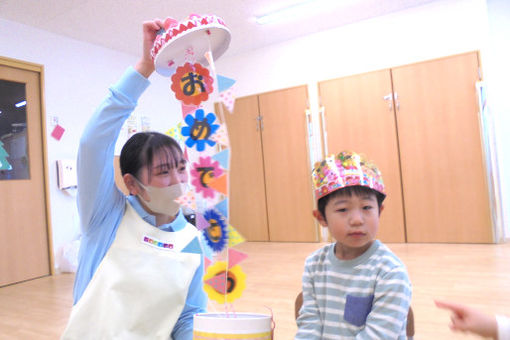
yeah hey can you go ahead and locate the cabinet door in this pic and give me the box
[392,52,492,243]
[258,86,318,242]
[219,96,270,241]
[318,70,406,243]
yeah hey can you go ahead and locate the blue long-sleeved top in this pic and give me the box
[74,66,207,339]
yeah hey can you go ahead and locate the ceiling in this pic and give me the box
[0,0,440,58]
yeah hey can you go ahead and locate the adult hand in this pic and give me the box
[435,300,498,339]
[135,18,171,78]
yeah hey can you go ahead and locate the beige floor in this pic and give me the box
[1,242,510,339]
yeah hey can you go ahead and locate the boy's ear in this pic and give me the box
[312,209,328,227]
[379,204,385,216]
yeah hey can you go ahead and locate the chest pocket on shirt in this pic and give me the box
[343,294,374,327]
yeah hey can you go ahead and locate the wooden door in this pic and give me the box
[0,60,51,286]
[218,96,270,241]
[318,70,406,242]
[392,52,492,243]
[258,86,318,242]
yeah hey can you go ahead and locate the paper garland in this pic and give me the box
[162,22,243,305]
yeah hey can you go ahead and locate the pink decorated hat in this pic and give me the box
[312,151,385,201]
[151,14,231,76]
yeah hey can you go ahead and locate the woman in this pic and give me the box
[62,18,207,340]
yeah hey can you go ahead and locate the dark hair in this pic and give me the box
[119,132,183,180]
[317,185,386,220]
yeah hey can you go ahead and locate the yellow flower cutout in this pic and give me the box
[204,261,246,304]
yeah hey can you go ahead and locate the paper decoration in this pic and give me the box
[181,103,199,117]
[51,124,65,141]
[181,109,220,152]
[152,16,246,307]
[204,51,216,75]
[204,257,212,271]
[215,199,228,220]
[174,191,197,210]
[203,209,228,252]
[191,156,224,199]
[181,237,202,254]
[228,249,248,269]
[219,85,235,113]
[206,272,227,294]
[217,75,236,92]
[196,212,210,231]
[210,124,230,147]
[208,173,228,195]
[312,151,385,201]
[171,62,214,105]
[227,225,246,248]
[212,149,229,170]
[165,122,183,142]
[204,261,246,304]
[202,236,214,260]
[0,141,12,170]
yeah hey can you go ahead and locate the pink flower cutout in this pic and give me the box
[191,156,224,198]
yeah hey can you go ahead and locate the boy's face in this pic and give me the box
[314,192,382,259]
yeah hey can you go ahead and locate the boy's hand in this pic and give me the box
[135,18,171,78]
[435,300,498,339]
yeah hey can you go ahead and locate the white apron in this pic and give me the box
[62,204,201,340]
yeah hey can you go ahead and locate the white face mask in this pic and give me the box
[136,180,188,217]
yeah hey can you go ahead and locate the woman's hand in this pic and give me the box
[135,18,170,78]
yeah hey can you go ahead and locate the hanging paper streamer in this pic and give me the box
[228,225,246,248]
[196,212,210,231]
[217,75,236,93]
[151,13,248,309]
[210,123,230,147]
[174,191,197,211]
[207,173,228,195]
[181,237,202,255]
[212,149,230,170]
[204,261,246,304]
[219,85,236,113]
[227,248,248,269]
[204,257,212,271]
[181,103,199,117]
[215,199,229,220]
[165,122,183,142]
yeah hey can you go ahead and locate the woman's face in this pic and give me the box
[138,148,188,188]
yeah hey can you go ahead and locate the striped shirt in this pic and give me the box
[296,240,412,339]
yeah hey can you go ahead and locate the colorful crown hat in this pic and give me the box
[312,151,386,201]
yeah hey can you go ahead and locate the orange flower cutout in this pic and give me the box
[171,62,214,105]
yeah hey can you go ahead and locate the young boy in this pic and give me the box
[295,151,412,339]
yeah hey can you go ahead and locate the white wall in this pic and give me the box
[217,0,509,236]
[217,0,486,97]
[0,18,182,267]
